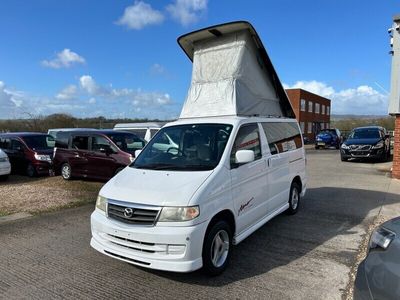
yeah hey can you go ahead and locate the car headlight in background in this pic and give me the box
[341,144,350,149]
[158,206,200,222]
[369,227,395,250]
[372,141,384,149]
[96,195,107,212]
[34,153,52,162]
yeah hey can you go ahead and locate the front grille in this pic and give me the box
[350,144,371,151]
[108,202,160,225]
[104,250,150,266]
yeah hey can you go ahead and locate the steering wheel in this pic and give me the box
[166,147,185,156]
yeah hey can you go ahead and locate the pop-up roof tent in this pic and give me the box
[178,21,295,119]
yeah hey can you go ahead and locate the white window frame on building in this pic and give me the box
[308,122,312,133]
[315,103,320,114]
[300,99,306,111]
[322,104,325,115]
[326,123,330,129]
[326,106,330,115]
[308,101,313,113]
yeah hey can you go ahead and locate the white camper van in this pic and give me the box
[90,21,306,275]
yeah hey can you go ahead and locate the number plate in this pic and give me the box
[317,142,325,146]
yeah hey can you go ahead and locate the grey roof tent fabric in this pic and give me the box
[178,21,295,119]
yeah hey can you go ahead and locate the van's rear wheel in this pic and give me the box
[287,182,300,215]
[202,220,232,276]
[61,163,72,180]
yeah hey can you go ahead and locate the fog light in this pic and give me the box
[167,245,185,254]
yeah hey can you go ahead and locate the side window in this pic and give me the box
[71,136,89,150]
[262,122,302,155]
[11,139,24,151]
[55,132,69,148]
[0,138,11,149]
[230,124,261,167]
[92,135,111,152]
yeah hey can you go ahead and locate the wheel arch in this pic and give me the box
[291,175,302,193]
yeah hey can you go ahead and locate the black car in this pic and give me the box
[340,126,390,162]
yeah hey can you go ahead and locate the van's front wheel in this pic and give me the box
[61,163,72,180]
[287,182,300,215]
[202,220,232,276]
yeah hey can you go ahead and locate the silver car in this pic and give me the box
[354,217,400,299]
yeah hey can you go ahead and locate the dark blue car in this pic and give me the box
[340,126,390,162]
[315,129,341,149]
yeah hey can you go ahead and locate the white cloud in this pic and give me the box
[42,49,86,69]
[0,81,26,118]
[116,1,164,30]
[55,85,78,100]
[80,75,100,95]
[88,97,96,104]
[166,0,207,26]
[150,63,166,75]
[285,80,389,115]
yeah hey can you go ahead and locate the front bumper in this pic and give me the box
[341,148,385,159]
[33,161,53,175]
[90,210,208,273]
[0,163,11,176]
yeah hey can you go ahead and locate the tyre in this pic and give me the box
[202,220,232,276]
[61,163,72,180]
[26,164,37,177]
[341,155,347,162]
[287,182,300,215]
[335,143,340,150]
[0,175,9,181]
[315,146,319,150]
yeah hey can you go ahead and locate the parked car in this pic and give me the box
[53,130,145,181]
[91,118,307,274]
[0,132,54,177]
[0,149,11,180]
[315,128,342,149]
[354,217,400,299]
[340,126,390,162]
[113,122,167,142]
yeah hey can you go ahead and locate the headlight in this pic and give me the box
[372,141,384,149]
[369,227,395,250]
[96,195,107,212]
[158,206,200,222]
[34,153,51,162]
[341,144,350,149]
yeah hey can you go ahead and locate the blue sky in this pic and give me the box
[0,0,399,119]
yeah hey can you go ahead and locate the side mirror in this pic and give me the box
[235,150,255,164]
[135,149,142,158]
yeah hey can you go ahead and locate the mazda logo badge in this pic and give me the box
[124,207,134,218]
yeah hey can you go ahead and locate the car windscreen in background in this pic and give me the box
[22,135,54,150]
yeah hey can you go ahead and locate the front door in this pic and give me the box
[230,123,267,235]
[86,135,116,179]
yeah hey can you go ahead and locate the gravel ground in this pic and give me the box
[0,175,103,215]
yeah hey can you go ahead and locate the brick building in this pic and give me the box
[286,88,331,141]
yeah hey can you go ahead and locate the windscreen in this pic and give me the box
[22,135,55,150]
[132,123,233,171]
[349,129,380,139]
[105,132,145,154]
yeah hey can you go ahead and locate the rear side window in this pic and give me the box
[11,139,24,151]
[230,124,261,167]
[55,132,69,148]
[262,122,302,155]
[127,129,147,139]
[71,136,89,150]
[0,138,11,150]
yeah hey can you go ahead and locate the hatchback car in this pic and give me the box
[340,126,390,161]
[354,217,400,299]
[315,128,341,149]
[53,130,145,181]
[0,133,54,177]
[0,149,11,180]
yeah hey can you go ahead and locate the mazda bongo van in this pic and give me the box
[90,117,306,274]
[90,21,306,274]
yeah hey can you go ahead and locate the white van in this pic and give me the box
[90,21,307,275]
[113,122,166,142]
[0,148,11,180]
